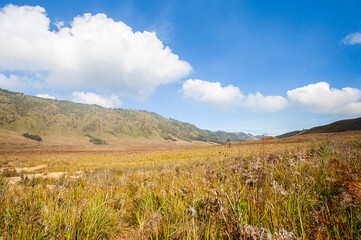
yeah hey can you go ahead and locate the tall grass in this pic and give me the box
[1,135,361,239]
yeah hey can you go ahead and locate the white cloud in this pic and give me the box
[36,93,55,99]
[342,32,361,45]
[243,92,288,112]
[182,79,287,112]
[0,73,43,92]
[72,91,122,108]
[0,74,22,92]
[182,80,361,115]
[0,4,191,99]
[287,82,361,115]
[182,79,244,109]
[338,102,361,115]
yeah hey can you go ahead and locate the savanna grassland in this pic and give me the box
[1,132,361,239]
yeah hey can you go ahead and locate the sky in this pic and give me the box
[0,0,361,135]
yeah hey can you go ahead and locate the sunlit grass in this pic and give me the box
[1,133,361,239]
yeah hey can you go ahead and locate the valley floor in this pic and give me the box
[1,131,361,239]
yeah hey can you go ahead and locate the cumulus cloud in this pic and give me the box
[36,93,55,99]
[287,82,361,115]
[182,79,287,111]
[342,31,361,45]
[182,80,361,115]
[0,74,22,92]
[0,4,191,99]
[0,73,43,92]
[182,79,244,109]
[72,91,122,108]
[243,92,288,112]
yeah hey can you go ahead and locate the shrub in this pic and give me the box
[84,134,106,145]
[89,138,106,145]
[23,133,42,141]
[163,135,177,141]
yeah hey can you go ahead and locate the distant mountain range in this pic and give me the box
[0,88,257,144]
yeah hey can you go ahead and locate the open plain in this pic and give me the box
[1,131,361,239]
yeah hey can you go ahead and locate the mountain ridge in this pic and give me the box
[300,117,361,135]
[276,130,304,139]
[0,88,257,145]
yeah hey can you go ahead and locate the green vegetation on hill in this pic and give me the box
[85,134,106,145]
[22,133,42,141]
[0,88,257,144]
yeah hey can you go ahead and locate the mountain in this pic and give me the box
[276,130,304,139]
[0,88,257,145]
[301,117,361,135]
[254,135,263,140]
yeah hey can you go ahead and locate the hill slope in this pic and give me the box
[301,117,361,135]
[0,89,257,145]
[276,130,304,139]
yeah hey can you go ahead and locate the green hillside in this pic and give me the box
[0,88,257,144]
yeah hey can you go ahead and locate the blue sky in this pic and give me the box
[0,0,361,135]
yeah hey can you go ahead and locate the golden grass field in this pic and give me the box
[1,131,361,239]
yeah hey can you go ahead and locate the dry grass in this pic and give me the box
[1,132,361,239]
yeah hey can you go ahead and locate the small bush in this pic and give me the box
[1,168,17,177]
[163,135,177,141]
[84,134,106,145]
[23,133,42,141]
[89,137,106,145]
